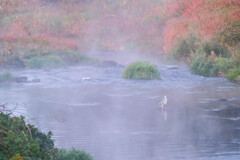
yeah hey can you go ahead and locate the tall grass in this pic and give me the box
[122,61,160,79]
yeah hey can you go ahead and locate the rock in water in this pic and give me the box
[15,77,28,83]
[32,79,41,83]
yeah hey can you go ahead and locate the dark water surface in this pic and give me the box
[1,53,240,160]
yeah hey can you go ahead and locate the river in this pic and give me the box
[0,52,240,160]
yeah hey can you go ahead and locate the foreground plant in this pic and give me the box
[0,112,93,160]
[0,112,56,160]
[122,61,160,79]
[55,148,93,160]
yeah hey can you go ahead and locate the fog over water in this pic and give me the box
[1,52,240,160]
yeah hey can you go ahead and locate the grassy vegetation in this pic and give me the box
[56,148,93,160]
[122,61,160,80]
[0,71,13,82]
[0,46,97,69]
[164,0,240,82]
[227,67,240,82]
[0,112,93,160]
[28,55,65,69]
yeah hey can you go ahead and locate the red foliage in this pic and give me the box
[163,0,240,51]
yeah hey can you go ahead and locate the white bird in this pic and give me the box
[158,95,167,111]
[158,95,168,120]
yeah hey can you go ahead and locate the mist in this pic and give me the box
[1,0,240,160]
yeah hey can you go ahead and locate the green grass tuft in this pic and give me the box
[189,54,219,77]
[122,61,160,79]
[226,67,240,81]
[56,148,93,160]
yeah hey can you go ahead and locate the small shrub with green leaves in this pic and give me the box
[0,112,56,160]
[28,55,64,69]
[226,67,240,81]
[189,54,219,77]
[122,61,160,79]
[170,35,198,60]
[55,148,93,160]
[0,71,13,82]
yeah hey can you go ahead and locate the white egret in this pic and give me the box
[158,95,167,111]
[158,95,168,120]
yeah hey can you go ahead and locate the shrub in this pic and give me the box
[189,54,219,77]
[170,35,198,61]
[0,56,25,68]
[122,61,160,79]
[226,67,240,81]
[57,50,97,64]
[55,148,93,160]
[0,112,56,160]
[28,55,64,69]
[28,57,43,68]
[213,57,233,74]
[197,42,230,58]
[0,71,13,82]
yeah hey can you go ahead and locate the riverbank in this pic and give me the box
[166,36,240,82]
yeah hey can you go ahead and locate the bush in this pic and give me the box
[0,56,25,68]
[170,35,198,60]
[122,61,160,79]
[226,67,240,81]
[0,71,13,82]
[57,50,97,64]
[213,57,233,74]
[55,148,93,160]
[189,54,219,77]
[0,112,56,160]
[197,42,230,58]
[28,55,64,69]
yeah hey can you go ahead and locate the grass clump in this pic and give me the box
[189,54,219,77]
[56,148,93,160]
[122,61,160,79]
[226,67,240,81]
[0,71,13,82]
[28,55,64,69]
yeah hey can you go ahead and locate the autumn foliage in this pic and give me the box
[162,0,240,51]
[0,0,165,55]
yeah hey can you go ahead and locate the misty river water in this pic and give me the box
[1,52,240,160]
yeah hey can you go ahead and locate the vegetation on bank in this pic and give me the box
[168,34,240,80]
[0,112,93,160]
[122,61,160,80]
[164,0,240,82]
[0,47,98,69]
[0,71,13,82]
